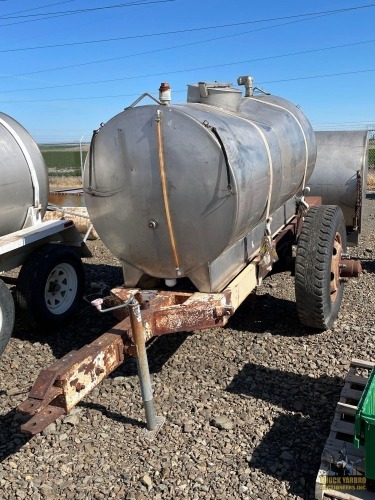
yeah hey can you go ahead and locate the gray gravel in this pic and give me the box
[1,194,374,500]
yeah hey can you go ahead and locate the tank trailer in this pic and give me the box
[16,77,367,435]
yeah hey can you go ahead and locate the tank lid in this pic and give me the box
[187,81,242,112]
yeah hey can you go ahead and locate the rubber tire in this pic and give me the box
[0,279,15,355]
[295,205,347,330]
[16,244,85,331]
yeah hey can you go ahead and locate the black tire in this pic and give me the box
[295,205,347,330]
[16,244,85,331]
[0,279,15,355]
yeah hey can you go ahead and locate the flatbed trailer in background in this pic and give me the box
[0,218,91,355]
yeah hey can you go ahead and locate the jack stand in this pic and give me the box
[128,299,165,435]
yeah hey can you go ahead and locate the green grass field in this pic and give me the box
[40,139,374,178]
[40,143,90,177]
[369,140,375,169]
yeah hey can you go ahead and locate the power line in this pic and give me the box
[0,9,369,82]
[0,0,175,26]
[0,67,374,103]
[0,1,79,19]
[1,4,374,52]
[2,39,374,94]
[0,0,169,18]
[258,68,375,84]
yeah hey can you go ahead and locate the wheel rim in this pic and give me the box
[330,232,343,302]
[44,263,78,314]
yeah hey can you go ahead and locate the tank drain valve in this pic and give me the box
[148,219,158,229]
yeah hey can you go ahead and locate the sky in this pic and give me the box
[0,0,374,143]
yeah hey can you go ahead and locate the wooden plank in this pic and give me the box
[225,261,257,310]
[340,387,364,401]
[322,489,374,500]
[330,414,355,435]
[345,374,371,387]
[350,359,375,370]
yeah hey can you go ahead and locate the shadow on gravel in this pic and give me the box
[78,402,146,429]
[10,263,125,359]
[111,331,192,378]
[0,408,31,463]
[227,293,318,337]
[83,263,124,291]
[227,363,343,499]
[361,258,375,274]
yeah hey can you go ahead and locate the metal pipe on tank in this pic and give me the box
[159,82,171,104]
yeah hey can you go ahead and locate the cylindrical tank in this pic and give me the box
[307,130,368,240]
[0,113,49,235]
[84,81,316,291]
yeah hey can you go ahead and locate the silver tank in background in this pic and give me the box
[308,130,368,244]
[84,79,316,292]
[0,113,49,235]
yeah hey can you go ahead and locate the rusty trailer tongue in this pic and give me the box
[18,333,126,435]
[17,286,237,436]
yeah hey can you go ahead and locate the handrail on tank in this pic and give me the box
[125,93,164,110]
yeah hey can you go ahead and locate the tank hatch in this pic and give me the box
[187,82,242,112]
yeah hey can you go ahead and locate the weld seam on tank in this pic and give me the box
[155,109,181,277]
[0,117,41,214]
[250,98,309,191]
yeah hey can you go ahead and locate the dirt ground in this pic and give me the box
[49,173,375,191]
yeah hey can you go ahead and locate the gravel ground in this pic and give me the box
[0,194,374,500]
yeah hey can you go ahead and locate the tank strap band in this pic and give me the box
[241,120,273,221]
[250,98,309,192]
[0,117,41,221]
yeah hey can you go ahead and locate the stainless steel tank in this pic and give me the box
[308,131,368,244]
[0,113,49,235]
[84,79,316,292]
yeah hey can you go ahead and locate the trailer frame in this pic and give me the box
[17,199,362,435]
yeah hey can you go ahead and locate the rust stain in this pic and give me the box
[69,378,79,388]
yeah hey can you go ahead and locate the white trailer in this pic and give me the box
[0,218,90,355]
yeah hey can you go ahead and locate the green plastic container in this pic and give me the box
[354,366,375,479]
